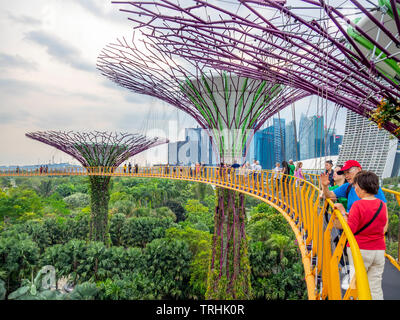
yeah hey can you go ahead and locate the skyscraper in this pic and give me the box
[285,120,299,161]
[273,118,286,164]
[299,113,311,160]
[168,127,215,165]
[338,110,397,179]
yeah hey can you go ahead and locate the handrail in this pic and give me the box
[0,165,373,300]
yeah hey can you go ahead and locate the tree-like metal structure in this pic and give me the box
[26,130,168,241]
[97,33,309,298]
[112,0,400,136]
[97,34,309,163]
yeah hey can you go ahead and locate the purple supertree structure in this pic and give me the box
[97,33,309,298]
[97,33,310,163]
[26,131,168,242]
[112,0,400,136]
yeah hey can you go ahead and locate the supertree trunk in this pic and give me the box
[88,175,111,242]
[206,187,252,299]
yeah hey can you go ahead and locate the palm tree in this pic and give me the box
[266,234,293,264]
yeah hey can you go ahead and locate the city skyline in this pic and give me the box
[168,113,344,169]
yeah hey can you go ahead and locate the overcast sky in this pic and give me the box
[0,0,346,166]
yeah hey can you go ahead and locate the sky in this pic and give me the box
[0,0,346,166]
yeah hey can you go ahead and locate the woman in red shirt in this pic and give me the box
[334,171,388,300]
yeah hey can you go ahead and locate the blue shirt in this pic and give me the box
[333,182,387,212]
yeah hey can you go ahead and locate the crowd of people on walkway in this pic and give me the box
[122,162,139,174]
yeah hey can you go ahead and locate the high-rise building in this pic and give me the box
[245,119,286,169]
[299,113,312,160]
[328,133,343,156]
[337,110,397,179]
[285,120,299,161]
[168,128,215,165]
[273,118,286,164]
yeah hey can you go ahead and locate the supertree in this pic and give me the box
[111,0,400,136]
[25,130,168,242]
[97,33,309,298]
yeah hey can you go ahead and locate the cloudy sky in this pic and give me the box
[0,0,346,166]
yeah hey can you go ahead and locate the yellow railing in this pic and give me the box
[0,165,373,300]
[302,169,400,265]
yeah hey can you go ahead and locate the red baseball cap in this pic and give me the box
[338,160,362,175]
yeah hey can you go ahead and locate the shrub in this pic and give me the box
[120,217,175,248]
[0,230,40,294]
[142,238,192,299]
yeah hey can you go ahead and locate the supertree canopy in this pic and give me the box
[97,32,311,299]
[26,130,168,241]
[112,0,400,136]
[97,34,309,163]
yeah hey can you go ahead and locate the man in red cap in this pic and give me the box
[321,160,386,212]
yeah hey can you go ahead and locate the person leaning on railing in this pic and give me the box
[320,160,387,213]
[333,171,388,300]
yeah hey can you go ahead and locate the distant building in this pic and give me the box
[167,128,215,165]
[245,118,286,169]
[285,120,299,161]
[337,110,397,179]
[273,118,286,164]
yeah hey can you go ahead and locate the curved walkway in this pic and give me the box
[1,165,399,300]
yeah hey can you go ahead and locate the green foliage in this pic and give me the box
[41,239,144,286]
[96,272,155,300]
[165,226,211,298]
[248,241,306,299]
[110,200,136,216]
[120,216,174,248]
[182,199,214,232]
[32,179,55,198]
[142,238,192,299]
[0,279,5,300]
[247,206,291,242]
[0,187,43,222]
[7,267,99,300]
[109,213,126,246]
[55,183,74,198]
[0,230,40,294]
[64,193,90,209]
[163,199,186,222]
[0,175,314,300]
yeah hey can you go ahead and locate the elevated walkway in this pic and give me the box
[1,165,399,300]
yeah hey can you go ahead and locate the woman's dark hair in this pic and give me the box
[353,170,380,195]
[281,161,289,174]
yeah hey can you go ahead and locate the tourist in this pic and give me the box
[238,162,246,185]
[190,162,195,177]
[244,162,251,185]
[273,162,282,179]
[165,163,170,175]
[288,159,295,176]
[196,162,201,177]
[281,160,290,196]
[330,165,348,209]
[333,171,388,299]
[255,160,262,185]
[294,161,304,186]
[250,159,258,184]
[325,160,335,187]
[128,162,132,174]
[325,164,349,275]
[134,163,139,174]
[123,163,127,174]
[320,160,386,212]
